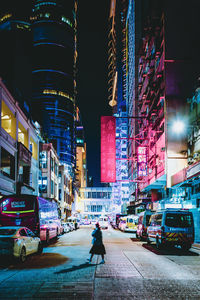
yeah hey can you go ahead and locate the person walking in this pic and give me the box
[87,222,106,264]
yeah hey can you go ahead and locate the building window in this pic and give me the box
[39,176,47,193]
[51,180,54,195]
[91,205,96,212]
[39,151,47,169]
[97,205,102,212]
[55,183,57,198]
[92,192,97,198]
[51,157,54,172]
[18,122,28,148]
[30,137,38,160]
[55,162,58,176]
[0,147,15,180]
[1,101,16,140]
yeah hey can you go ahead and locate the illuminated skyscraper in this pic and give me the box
[108,0,129,213]
[31,0,78,175]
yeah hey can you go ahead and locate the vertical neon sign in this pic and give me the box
[101,116,116,183]
[137,146,147,177]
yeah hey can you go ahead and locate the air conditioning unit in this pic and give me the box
[193,153,200,160]
[194,130,199,138]
[188,157,194,165]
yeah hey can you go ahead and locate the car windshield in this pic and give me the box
[0,229,17,235]
[165,213,193,228]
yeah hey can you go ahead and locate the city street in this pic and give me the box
[0,226,200,299]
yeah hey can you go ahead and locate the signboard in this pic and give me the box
[187,161,200,179]
[137,146,147,177]
[101,116,116,183]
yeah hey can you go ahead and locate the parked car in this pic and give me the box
[147,209,194,250]
[118,217,127,231]
[62,223,71,233]
[99,216,108,229]
[136,210,153,240]
[82,219,90,225]
[65,222,74,231]
[67,217,80,230]
[123,215,138,232]
[0,226,43,262]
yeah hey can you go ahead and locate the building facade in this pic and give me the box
[125,0,200,241]
[39,143,59,202]
[108,0,129,214]
[78,187,112,220]
[0,79,40,196]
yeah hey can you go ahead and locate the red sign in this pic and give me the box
[101,116,116,182]
[137,146,147,177]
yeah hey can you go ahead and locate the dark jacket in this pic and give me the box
[92,228,103,246]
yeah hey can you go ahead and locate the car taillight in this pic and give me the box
[41,225,48,229]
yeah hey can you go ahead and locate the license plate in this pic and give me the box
[15,219,21,225]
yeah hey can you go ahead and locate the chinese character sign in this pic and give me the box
[137,146,147,177]
[101,116,116,183]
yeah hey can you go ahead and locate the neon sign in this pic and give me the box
[101,116,116,183]
[137,146,147,177]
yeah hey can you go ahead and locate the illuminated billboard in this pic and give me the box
[137,146,147,177]
[101,116,116,183]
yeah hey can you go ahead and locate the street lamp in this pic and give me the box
[172,120,185,134]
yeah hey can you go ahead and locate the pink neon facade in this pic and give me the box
[101,116,116,183]
[136,17,165,193]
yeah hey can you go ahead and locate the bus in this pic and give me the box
[0,194,62,243]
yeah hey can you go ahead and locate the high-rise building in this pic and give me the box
[108,0,129,214]
[127,0,200,212]
[31,0,78,176]
[126,0,145,213]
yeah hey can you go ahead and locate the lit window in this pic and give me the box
[0,14,12,23]
[1,101,16,140]
[40,151,47,169]
[18,122,28,148]
[30,137,38,160]
[61,16,72,27]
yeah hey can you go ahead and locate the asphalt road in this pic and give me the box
[0,225,200,299]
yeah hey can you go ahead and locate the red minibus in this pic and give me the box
[0,194,62,243]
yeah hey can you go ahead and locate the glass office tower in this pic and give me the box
[31,0,77,173]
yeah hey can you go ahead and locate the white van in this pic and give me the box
[99,216,108,229]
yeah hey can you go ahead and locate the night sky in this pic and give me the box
[77,1,112,186]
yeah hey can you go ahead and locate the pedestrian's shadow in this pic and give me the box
[54,262,96,274]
